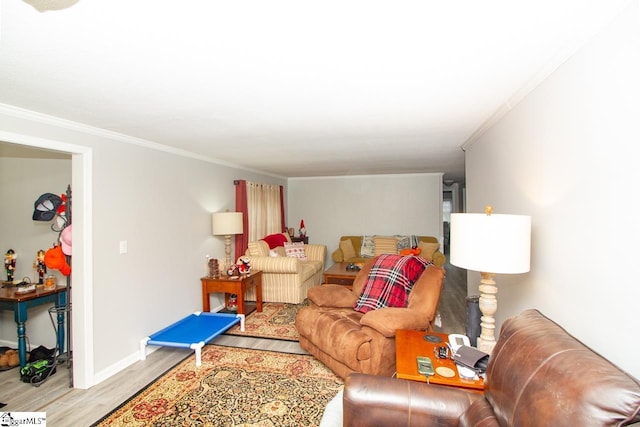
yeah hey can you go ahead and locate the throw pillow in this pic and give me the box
[284,242,307,260]
[339,239,357,261]
[374,236,399,256]
[395,235,412,251]
[262,233,288,249]
[418,241,439,261]
[360,236,375,258]
[354,254,431,313]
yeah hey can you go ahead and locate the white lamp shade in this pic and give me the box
[450,212,531,274]
[212,212,243,236]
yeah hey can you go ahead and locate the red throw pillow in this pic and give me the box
[262,233,288,249]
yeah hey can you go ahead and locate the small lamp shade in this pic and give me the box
[450,212,531,274]
[212,212,243,236]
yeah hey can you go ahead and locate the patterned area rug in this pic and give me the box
[225,300,308,341]
[95,344,343,426]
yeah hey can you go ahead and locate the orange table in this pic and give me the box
[395,329,484,392]
[201,271,262,315]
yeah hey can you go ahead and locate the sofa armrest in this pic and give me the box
[360,307,431,337]
[432,250,446,267]
[343,373,484,427]
[246,256,301,274]
[331,248,344,263]
[305,244,327,262]
[307,284,357,308]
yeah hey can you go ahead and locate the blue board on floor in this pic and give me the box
[140,312,244,366]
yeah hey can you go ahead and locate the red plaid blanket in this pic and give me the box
[353,254,432,313]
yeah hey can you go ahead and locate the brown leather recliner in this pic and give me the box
[342,309,640,426]
[295,256,445,379]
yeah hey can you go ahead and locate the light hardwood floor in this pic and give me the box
[0,260,467,426]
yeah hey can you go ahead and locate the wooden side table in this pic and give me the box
[323,262,359,288]
[201,271,263,315]
[395,329,484,392]
[291,235,309,244]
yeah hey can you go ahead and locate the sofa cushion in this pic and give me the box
[360,236,375,258]
[297,307,371,372]
[417,241,439,261]
[373,236,399,256]
[284,242,307,260]
[395,235,412,251]
[339,238,357,261]
[247,240,269,257]
[308,284,358,308]
[353,254,430,313]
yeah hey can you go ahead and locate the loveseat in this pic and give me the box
[296,255,445,379]
[332,235,446,267]
[337,309,640,426]
[243,233,326,304]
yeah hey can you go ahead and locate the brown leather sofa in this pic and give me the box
[341,309,640,426]
[295,256,445,379]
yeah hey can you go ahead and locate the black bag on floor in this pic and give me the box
[28,345,56,362]
[20,358,56,384]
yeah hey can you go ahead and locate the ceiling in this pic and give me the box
[0,1,629,181]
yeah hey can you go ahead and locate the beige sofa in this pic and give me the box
[331,235,446,267]
[244,233,326,304]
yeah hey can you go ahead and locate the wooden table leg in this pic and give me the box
[256,281,263,312]
[202,282,210,312]
[236,283,245,315]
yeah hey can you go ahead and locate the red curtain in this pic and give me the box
[235,180,248,260]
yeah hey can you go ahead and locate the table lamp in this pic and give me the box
[212,211,244,271]
[450,206,531,354]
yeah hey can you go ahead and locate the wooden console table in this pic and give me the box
[201,271,263,315]
[0,285,67,368]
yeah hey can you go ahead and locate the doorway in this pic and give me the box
[442,181,461,254]
[0,135,94,389]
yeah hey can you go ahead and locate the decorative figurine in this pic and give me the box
[44,274,56,290]
[4,249,16,282]
[299,219,307,237]
[227,264,239,277]
[226,294,238,311]
[36,249,47,284]
[236,256,251,275]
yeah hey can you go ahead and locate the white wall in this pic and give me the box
[0,110,286,387]
[464,1,639,378]
[287,173,443,264]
